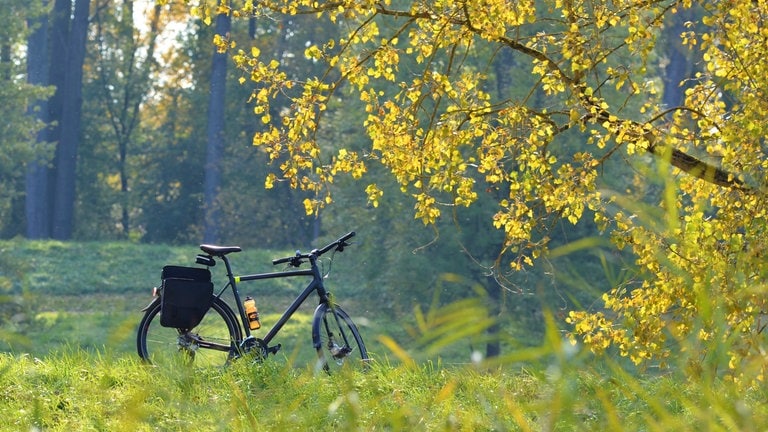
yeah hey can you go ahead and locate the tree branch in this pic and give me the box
[647,143,746,190]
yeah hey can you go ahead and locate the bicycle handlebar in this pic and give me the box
[272,231,356,267]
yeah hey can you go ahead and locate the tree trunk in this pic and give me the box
[483,46,518,359]
[51,0,90,240]
[661,10,693,109]
[25,1,51,239]
[202,8,231,244]
[45,0,70,237]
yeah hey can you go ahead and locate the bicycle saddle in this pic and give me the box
[199,244,242,256]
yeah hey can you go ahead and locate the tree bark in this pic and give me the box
[25,1,51,239]
[46,0,70,237]
[648,143,745,190]
[661,11,691,110]
[51,0,90,239]
[203,8,231,244]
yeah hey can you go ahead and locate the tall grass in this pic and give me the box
[2,240,768,430]
[1,340,766,431]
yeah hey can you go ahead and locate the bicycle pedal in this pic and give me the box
[268,344,281,355]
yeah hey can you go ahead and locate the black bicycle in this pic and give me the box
[136,231,368,373]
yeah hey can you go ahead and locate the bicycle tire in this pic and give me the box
[136,296,242,367]
[312,303,369,373]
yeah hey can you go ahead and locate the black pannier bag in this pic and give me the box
[159,265,214,329]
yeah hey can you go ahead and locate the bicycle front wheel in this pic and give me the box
[312,303,369,373]
[136,296,242,367]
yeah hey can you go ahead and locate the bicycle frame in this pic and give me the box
[217,252,330,351]
[137,231,366,369]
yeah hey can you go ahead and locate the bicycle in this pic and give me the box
[136,231,369,373]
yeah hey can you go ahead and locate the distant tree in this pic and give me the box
[201,8,335,247]
[24,0,53,239]
[0,0,53,238]
[24,0,91,240]
[77,0,164,239]
[202,3,231,244]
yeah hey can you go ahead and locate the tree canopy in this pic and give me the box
[189,0,768,382]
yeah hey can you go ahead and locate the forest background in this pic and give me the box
[2,0,768,394]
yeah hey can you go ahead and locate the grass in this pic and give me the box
[2,240,768,430]
[0,240,289,296]
[1,348,767,431]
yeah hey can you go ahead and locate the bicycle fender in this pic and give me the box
[310,303,328,350]
[141,297,161,312]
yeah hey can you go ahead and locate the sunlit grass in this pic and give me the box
[2,240,768,430]
[1,290,767,430]
[1,344,766,431]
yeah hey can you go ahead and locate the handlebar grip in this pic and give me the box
[340,231,356,243]
[273,250,305,266]
[318,231,356,255]
[272,256,292,266]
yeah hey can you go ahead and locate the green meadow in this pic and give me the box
[1,240,766,431]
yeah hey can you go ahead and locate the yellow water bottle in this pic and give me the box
[243,296,261,330]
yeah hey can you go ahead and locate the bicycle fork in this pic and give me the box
[318,306,355,363]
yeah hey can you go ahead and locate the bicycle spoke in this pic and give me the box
[313,303,368,373]
[137,297,241,367]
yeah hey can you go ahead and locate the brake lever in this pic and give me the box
[336,241,351,252]
[289,251,304,267]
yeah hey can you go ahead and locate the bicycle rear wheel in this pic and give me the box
[136,296,242,367]
[312,303,369,373]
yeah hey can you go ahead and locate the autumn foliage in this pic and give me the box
[192,0,768,383]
